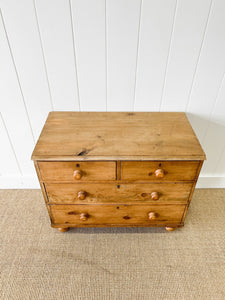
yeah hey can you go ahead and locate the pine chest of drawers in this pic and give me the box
[31,112,206,232]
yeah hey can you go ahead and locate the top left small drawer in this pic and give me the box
[38,161,116,181]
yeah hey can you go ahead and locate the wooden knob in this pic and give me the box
[57,227,69,232]
[73,170,82,180]
[80,213,89,221]
[165,227,175,232]
[148,212,158,220]
[155,169,165,178]
[77,191,87,200]
[151,191,159,200]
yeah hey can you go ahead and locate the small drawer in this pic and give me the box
[50,204,185,226]
[45,183,192,204]
[38,161,116,181]
[121,161,200,181]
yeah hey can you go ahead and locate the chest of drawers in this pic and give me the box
[32,112,205,232]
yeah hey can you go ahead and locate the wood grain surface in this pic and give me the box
[50,204,185,225]
[31,112,206,161]
[121,161,200,181]
[38,161,116,181]
[45,182,192,204]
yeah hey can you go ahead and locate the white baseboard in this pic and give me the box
[196,177,225,188]
[0,175,40,189]
[0,175,225,189]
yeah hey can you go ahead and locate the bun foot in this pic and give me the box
[57,227,69,232]
[165,227,176,232]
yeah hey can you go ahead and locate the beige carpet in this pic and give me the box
[0,189,225,300]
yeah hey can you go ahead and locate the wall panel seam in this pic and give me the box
[69,0,81,111]
[185,0,214,112]
[33,0,54,111]
[159,0,178,111]
[105,0,108,111]
[201,70,225,145]
[0,9,35,144]
[132,0,143,111]
[0,112,22,175]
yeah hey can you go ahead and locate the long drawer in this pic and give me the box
[50,204,185,225]
[38,161,116,181]
[45,183,192,204]
[121,161,200,181]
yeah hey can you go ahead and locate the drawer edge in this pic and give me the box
[51,222,184,228]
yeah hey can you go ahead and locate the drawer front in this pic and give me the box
[45,183,192,204]
[121,161,199,181]
[38,161,116,181]
[50,204,185,225]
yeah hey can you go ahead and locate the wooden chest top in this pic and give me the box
[31,112,206,161]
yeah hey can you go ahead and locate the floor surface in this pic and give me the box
[0,189,225,300]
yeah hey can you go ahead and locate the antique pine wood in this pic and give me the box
[50,204,185,226]
[32,112,206,232]
[121,161,200,181]
[38,161,116,181]
[32,112,206,161]
[45,183,192,204]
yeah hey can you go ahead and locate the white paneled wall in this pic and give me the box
[71,0,106,111]
[34,0,80,111]
[135,0,177,111]
[0,0,225,188]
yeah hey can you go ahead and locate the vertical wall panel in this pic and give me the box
[201,123,225,176]
[187,0,225,142]
[35,0,79,111]
[0,114,21,176]
[1,1,225,187]
[134,0,176,111]
[160,0,211,111]
[202,75,225,175]
[0,12,35,175]
[1,0,52,141]
[107,0,141,111]
[216,149,225,177]
[71,0,106,111]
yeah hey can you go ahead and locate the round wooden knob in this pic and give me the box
[80,213,89,221]
[148,212,158,220]
[77,191,87,200]
[155,169,165,178]
[151,191,159,200]
[73,170,82,180]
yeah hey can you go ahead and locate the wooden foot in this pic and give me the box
[165,227,176,232]
[57,227,69,232]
